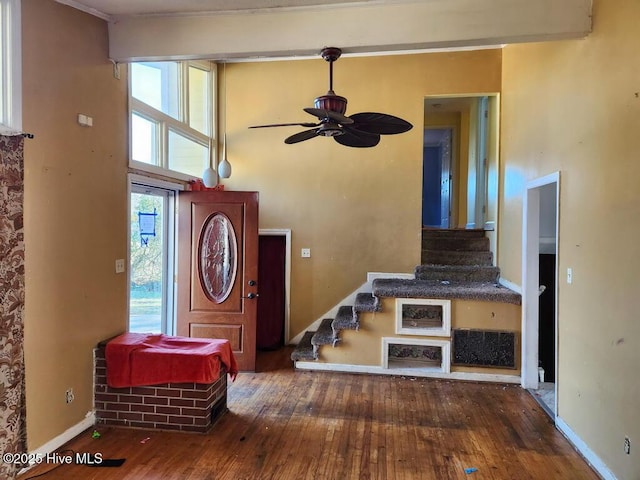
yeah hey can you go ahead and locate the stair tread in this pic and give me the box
[291,331,317,361]
[332,305,358,334]
[422,249,493,266]
[354,292,381,313]
[372,278,521,305]
[311,319,336,346]
[415,264,500,282]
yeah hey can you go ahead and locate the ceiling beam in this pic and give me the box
[108,0,592,62]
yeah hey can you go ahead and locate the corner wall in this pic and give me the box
[22,0,128,450]
[220,50,502,339]
[500,0,640,477]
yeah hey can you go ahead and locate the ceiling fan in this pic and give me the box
[249,47,413,148]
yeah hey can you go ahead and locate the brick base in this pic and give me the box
[94,346,228,433]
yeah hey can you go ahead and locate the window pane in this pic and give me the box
[131,113,158,165]
[168,131,208,177]
[130,192,165,334]
[131,62,180,119]
[188,66,210,135]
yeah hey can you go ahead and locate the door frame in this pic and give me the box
[127,173,184,335]
[259,228,292,343]
[522,171,560,418]
[423,126,454,228]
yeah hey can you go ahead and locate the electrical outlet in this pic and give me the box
[115,259,125,273]
[624,437,631,455]
[301,248,311,258]
[65,388,74,404]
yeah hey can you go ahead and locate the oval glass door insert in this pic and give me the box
[199,212,238,303]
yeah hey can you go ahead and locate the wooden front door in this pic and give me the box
[177,191,259,371]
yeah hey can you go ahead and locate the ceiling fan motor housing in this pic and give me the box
[314,93,347,115]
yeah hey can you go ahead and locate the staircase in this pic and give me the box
[291,229,521,369]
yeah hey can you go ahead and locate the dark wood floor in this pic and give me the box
[21,347,599,480]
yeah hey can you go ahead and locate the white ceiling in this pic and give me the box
[58,0,381,18]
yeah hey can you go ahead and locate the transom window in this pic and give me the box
[0,0,22,133]
[129,61,215,180]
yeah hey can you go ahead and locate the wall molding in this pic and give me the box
[294,361,520,383]
[556,416,618,480]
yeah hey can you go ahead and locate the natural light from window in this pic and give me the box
[129,61,214,180]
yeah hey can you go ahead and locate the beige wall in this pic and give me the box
[500,0,640,478]
[222,50,501,339]
[22,1,128,449]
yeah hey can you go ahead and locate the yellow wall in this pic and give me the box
[22,1,128,449]
[320,298,521,377]
[222,50,502,339]
[500,0,640,478]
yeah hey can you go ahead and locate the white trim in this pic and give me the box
[483,221,496,231]
[498,277,522,295]
[128,172,186,191]
[0,0,22,132]
[54,0,111,21]
[259,228,292,343]
[23,413,96,468]
[465,222,476,229]
[394,298,451,337]
[522,172,559,395]
[556,416,618,480]
[382,337,451,374]
[294,361,520,383]
[289,272,413,344]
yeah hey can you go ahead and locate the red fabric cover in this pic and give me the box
[106,332,238,388]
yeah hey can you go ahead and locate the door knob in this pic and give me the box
[242,292,259,299]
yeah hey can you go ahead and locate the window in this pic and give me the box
[129,177,180,334]
[129,61,215,180]
[0,0,21,133]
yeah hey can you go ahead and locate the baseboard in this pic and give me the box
[30,412,95,458]
[498,277,522,295]
[289,272,413,345]
[294,361,521,384]
[556,416,617,480]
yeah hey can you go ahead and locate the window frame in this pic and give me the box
[0,0,22,134]
[128,60,216,181]
[128,174,183,335]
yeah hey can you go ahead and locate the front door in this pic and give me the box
[177,191,259,371]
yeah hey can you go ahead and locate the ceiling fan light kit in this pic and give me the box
[249,47,412,148]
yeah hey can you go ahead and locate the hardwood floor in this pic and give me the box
[21,348,599,480]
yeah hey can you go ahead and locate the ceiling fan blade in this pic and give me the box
[304,108,354,125]
[348,112,413,135]
[249,121,320,129]
[284,129,321,144]
[334,128,380,148]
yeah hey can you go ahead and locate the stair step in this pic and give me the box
[354,292,381,313]
[332,305,358,336]
[311,319,337,348]
[422,236,489,252]
[372,278,521,305]
[421,249,493,266]
[422,228,485,238]
[291,331,317,361]
[415,264,500,283]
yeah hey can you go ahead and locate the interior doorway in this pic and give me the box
[522,173,560,418]
[422,128,452,228]
[258,229,291,349]
[423,95,499,233]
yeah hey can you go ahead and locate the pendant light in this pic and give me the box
[218,133,232,178]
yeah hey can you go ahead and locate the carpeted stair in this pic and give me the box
[291,229,521,362]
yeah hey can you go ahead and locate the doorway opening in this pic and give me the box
[257,229,291,350]
[522,172,559,418]
[423,95,498,235]
[128,180,177,335]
